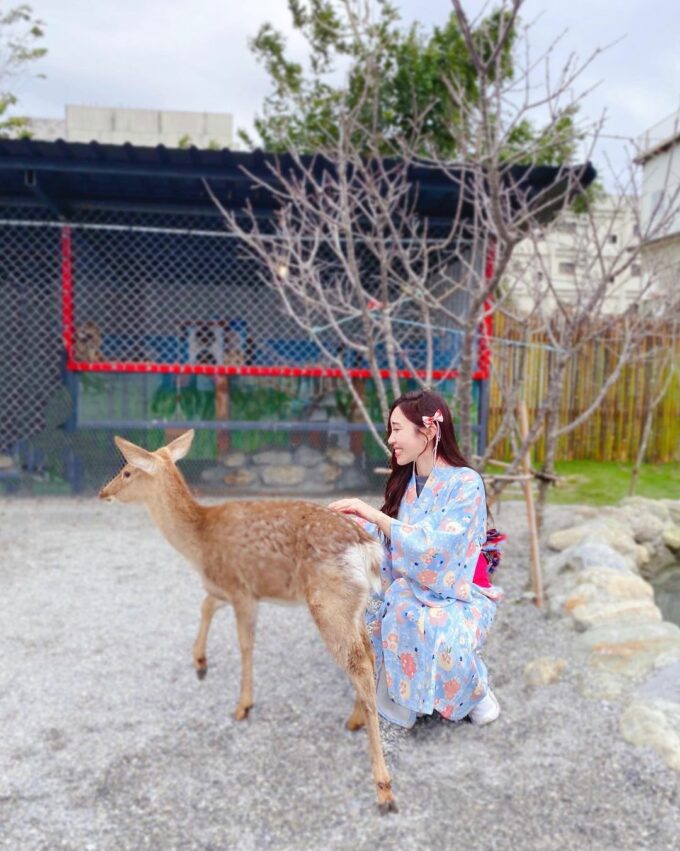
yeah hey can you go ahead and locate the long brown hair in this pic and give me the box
[380,389,474,519]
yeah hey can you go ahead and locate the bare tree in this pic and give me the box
[209,0,680,510]
[209,0,600,460]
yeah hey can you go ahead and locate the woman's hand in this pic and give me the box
[328,497,379,523]
[328,498,391,538]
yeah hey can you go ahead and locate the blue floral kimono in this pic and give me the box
[362,461,503,721]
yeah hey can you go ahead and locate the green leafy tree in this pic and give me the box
[0,4,47,138]
[239,0,578,163]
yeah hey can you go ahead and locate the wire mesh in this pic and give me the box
[0,206,488,494]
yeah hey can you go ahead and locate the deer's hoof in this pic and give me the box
[196,667,207,681]
[346,717,365,732]
[378,799,398,815]
[234,704,252,721]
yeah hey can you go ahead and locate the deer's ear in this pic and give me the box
[166,429,194,463]
[114,436,158,474]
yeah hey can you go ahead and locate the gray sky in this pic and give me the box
[11,0,680,167]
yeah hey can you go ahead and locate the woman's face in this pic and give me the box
[387,405,431,466]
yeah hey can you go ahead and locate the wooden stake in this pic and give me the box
[518,399,544,609]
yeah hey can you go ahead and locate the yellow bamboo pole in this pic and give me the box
[518,399,544,609]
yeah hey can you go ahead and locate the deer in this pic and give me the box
[99,429,397,814]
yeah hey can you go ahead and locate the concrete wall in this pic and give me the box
[507,198,644,315]
[26,105,234,149]
[638,109,680,303]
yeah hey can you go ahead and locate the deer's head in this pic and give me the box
[99,430,195,503]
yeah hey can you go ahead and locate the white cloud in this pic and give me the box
[11,0,680,154]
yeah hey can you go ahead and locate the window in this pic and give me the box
[558,261,576,275]
[608,234,618,244]
[631,264,642,277]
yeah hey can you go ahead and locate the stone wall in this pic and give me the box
[199,446,370,495]
[542,496,680,773]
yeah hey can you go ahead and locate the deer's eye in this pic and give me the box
[123,471,131,479]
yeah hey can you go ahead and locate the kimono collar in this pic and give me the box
[402,456,455,517]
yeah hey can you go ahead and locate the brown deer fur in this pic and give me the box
[99,429,397,813]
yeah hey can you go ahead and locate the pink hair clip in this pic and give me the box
[422,409,444,464]
[421,409,444,428]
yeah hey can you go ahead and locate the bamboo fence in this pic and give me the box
[487,314,680,464]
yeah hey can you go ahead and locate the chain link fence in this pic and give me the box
[0,206,486,495]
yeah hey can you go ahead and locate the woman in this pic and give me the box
[329,389,503,727]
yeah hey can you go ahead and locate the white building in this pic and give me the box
[506,196,643,315]
[636,110,680,300]
[26,105,234,149]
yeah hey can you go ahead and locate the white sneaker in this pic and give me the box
[469,689,500,726]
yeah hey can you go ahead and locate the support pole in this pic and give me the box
[518,399,543,609]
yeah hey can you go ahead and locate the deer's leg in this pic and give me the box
[346,695,365,731]
[308,594,397,814]
[232,595,258,721]
[346,629,375,731]
[193,594,227,680]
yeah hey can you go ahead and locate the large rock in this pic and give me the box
[620,699,680,773]
[636,659,680,703]
[551,542,636,577]
[619,496,671,524]
[260,465,306,487]
[223,468,257,487]
[523,657,568,686]
[661,525,680,552]
[663,501,680,525]
[252,450,293,466]
[338,467,369,491]
[544,543,638,616]
[293,446,324,467]
[620,510,668,544]
[559,568,658,630]
[569,568,654,601]
[200,465,227,483]
[638,542,678,581]
[320,463,342,484]
[223,452,247,468]
[567,598,662,632]
[575,620,680,679]
[547,525,594,551]
[325,447,356,467]
[547,523,648,569]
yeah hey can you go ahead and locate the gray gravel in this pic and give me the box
[1,496,678,851]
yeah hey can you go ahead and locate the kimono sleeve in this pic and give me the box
[389,470,486,602]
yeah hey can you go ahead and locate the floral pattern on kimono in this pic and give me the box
[362,461,503,721]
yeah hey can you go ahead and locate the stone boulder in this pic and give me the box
[619,496,671,524]
[293,446,325,468]
[325,447,356,467]
[661,525,680,552]
[260,465,306,487]
[200,465,227,483]
[252,450,293,466]
[567,598,662,632]
[523,657,568,686]
[620,699,680,773]
[547,522,648,569]
[223,452,247,468]
[663,500,680,525]
[575,620,680,679]
[223,468,257,487]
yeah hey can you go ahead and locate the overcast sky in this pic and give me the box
[9,0,680,169]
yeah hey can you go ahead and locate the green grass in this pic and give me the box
[489,459,680,505]
[543,460,680,506]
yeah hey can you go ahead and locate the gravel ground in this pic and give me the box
[0,496,678,851]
